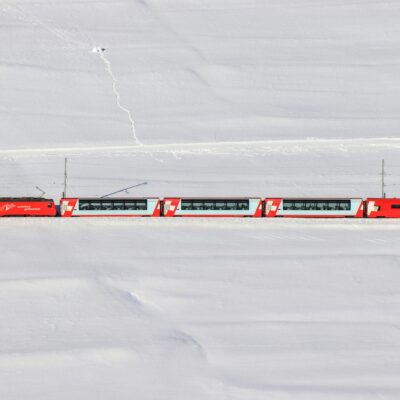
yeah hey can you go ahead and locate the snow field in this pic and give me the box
[1,219,400,399]
[1,0,400,398]
[2,0,400,147]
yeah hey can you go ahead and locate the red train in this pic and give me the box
[366,198,400,218]
[0,198,57,217]
[1,197,400,218]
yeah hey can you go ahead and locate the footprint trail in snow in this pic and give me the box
[93,47,142,147]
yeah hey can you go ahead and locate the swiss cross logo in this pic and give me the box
[61,200,74,216]
[367,201,379,216]
[266,200,278,212]
[266,200,277,211]
[164,200,171,212]
[164,200,176,212]
[265,199,280,217]
[163,199,179,216]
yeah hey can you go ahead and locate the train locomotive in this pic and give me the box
[1,197,400,218]
[0,198,57,217]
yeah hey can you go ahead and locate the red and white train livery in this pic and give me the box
[60,198,161,217]
[264,198,364,218]
[366,198,400,218]
[162,198,263,217]
[1,196,400,218]
[0,198,57,217]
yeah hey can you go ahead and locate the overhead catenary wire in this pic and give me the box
[101,182,148,198]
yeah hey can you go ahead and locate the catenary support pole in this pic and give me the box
[63,157,68,198]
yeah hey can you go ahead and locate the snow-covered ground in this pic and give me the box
[1,219,400,399]
[1,0,400,398]
[2,0,400,149]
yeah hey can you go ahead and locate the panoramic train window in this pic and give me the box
[125,200,147,210]
[90,202,101,210]
[102,201,113,210]
[181,199,250,211]
[282,199,351,211]
[113,201,125,210]
[391,204,400,209]
[79,199,148,211]
[79,200,90,210]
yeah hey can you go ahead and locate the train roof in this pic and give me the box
[0,197,54,202]
[265,197,363,200]
[62,197,160,200]
[366,197,400,200]
[163,197,261,199]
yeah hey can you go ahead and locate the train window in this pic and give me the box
[181,200,192,210]
[81,200,98,210]
[215,201,226,210]
[113,201,125,210]
[90,202,102,210]
[79,200,90,210]
[125,200,148,210]
[124,201,135,209]
[327,202,338,210]
[102,201,113,210]
[204,201,215,210]
[180,199,250,211]
[322,202,330,210]
[391,204,400,209]
[78,199,148,211]
[283,201,293,210]
[136,201,147,210]
[238,201,249,210]
[337,200,350,210]
[283,199,351,211]
[226,201,237,210]
[294,202,304,210]
[192,201,203,210]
